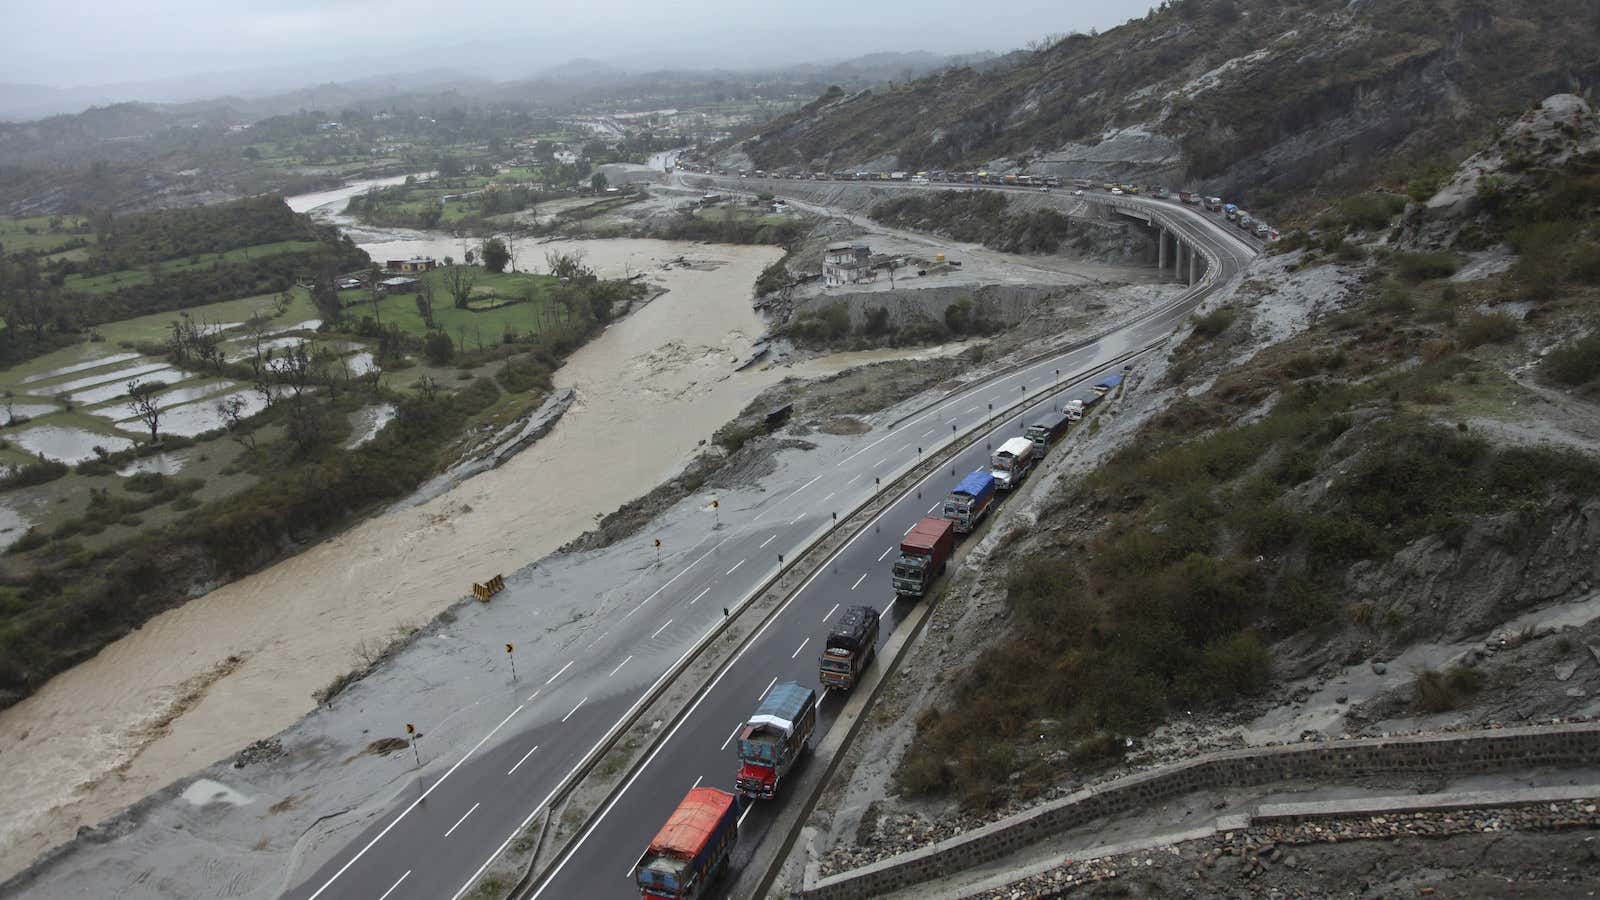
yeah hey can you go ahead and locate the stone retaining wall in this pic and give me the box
[798,723,1600,899]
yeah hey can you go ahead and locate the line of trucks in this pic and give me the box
[686,164,1280,243]
[633,376,1119,898]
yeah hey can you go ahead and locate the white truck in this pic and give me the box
[989,436,1036,491]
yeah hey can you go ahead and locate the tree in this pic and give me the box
[216,394,257,452]
[424,331,455,364]
[482,237,511,273]
[367,263,384,326]
[312,263,343,327]
[546,249,594,283]
[443,265,476,309]
[125,380,166,442]
[415,279,437,329]
[591,172,609,192]
[242,147,261,161]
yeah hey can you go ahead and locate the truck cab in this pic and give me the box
[989,436,1036,491]
[893,516,954,598]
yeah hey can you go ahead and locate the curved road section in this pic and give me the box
[283,184,1255,900]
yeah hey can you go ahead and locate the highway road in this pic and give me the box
[284,182,1256,900]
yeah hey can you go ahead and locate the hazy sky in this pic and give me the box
[4,0,1158,89]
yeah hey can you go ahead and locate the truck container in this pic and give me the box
[893,516,955,598]
[1092,373,1124,395]
[943,470,996,533]
[990,436,1036,491]
[735,682,817,799]
[819,605,880,690]
[1026,411,1072,459]
[634,787,740,900]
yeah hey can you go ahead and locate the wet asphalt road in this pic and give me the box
[285,185,1257,900]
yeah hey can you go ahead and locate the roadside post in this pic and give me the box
[506,643,517,681]
[406,723,421,771]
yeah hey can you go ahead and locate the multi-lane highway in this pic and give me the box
[285,183,1256,900]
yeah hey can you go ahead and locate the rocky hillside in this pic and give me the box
[733,0,1600,212]
[797,93,1600,885]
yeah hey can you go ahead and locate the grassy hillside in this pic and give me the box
[738,0,1600,213]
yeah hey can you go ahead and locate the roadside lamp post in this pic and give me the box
[505,643,516,681]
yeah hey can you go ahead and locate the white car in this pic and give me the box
[1110,187,1124,195]
[1073,189,1085,196]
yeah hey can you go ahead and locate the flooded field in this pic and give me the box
[8,424,133,463]
[345,403,396,449]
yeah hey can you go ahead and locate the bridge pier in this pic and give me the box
[1189,246,1198,285]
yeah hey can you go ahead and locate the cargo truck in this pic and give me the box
[1026,411,1072,459]
[819,605,880,690]
[1093,373,1124,395]
[990,436,1036,491]
[944,470,997,533]
[1062,398,1086,421]
[634,787,740,900]
[735,682,817,799]
[893,516,955,598]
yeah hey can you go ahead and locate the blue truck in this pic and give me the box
[943,470,997,534]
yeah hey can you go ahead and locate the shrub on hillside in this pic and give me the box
[1456,312,1520,348]
[1392,251,1460,282]
[1543,333,1600,386]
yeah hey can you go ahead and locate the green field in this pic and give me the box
[62,240,324,294]
[0,215,95,255]
[352,269,561,339]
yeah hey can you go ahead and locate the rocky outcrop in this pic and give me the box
[1349,499,1600,643]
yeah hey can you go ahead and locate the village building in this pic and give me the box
[385,256,437,274]
[378,276,419,293]
[823,242,873,286]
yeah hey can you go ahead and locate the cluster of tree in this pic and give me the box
[82,195,327,272]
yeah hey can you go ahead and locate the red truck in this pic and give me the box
[892,516,955,598]
[634,787,740,900]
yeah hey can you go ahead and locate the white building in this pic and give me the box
[823,242,873,287]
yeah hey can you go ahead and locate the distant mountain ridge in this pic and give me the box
[732,0,1600,211]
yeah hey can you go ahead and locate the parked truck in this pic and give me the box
[893,516,955,598]
[634,787,740,900]
[1093,373,1124,396]
[990,436,1036,491]
[1062,398,1086,421]
[735,682,817,799]
[818,605,880,690]
[943,470,997,533]
[1025,411,1072,460]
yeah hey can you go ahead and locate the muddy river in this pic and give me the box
[0,184,838,880]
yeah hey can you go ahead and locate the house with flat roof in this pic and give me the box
[385,256,437,273]
[823,242,873,287]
